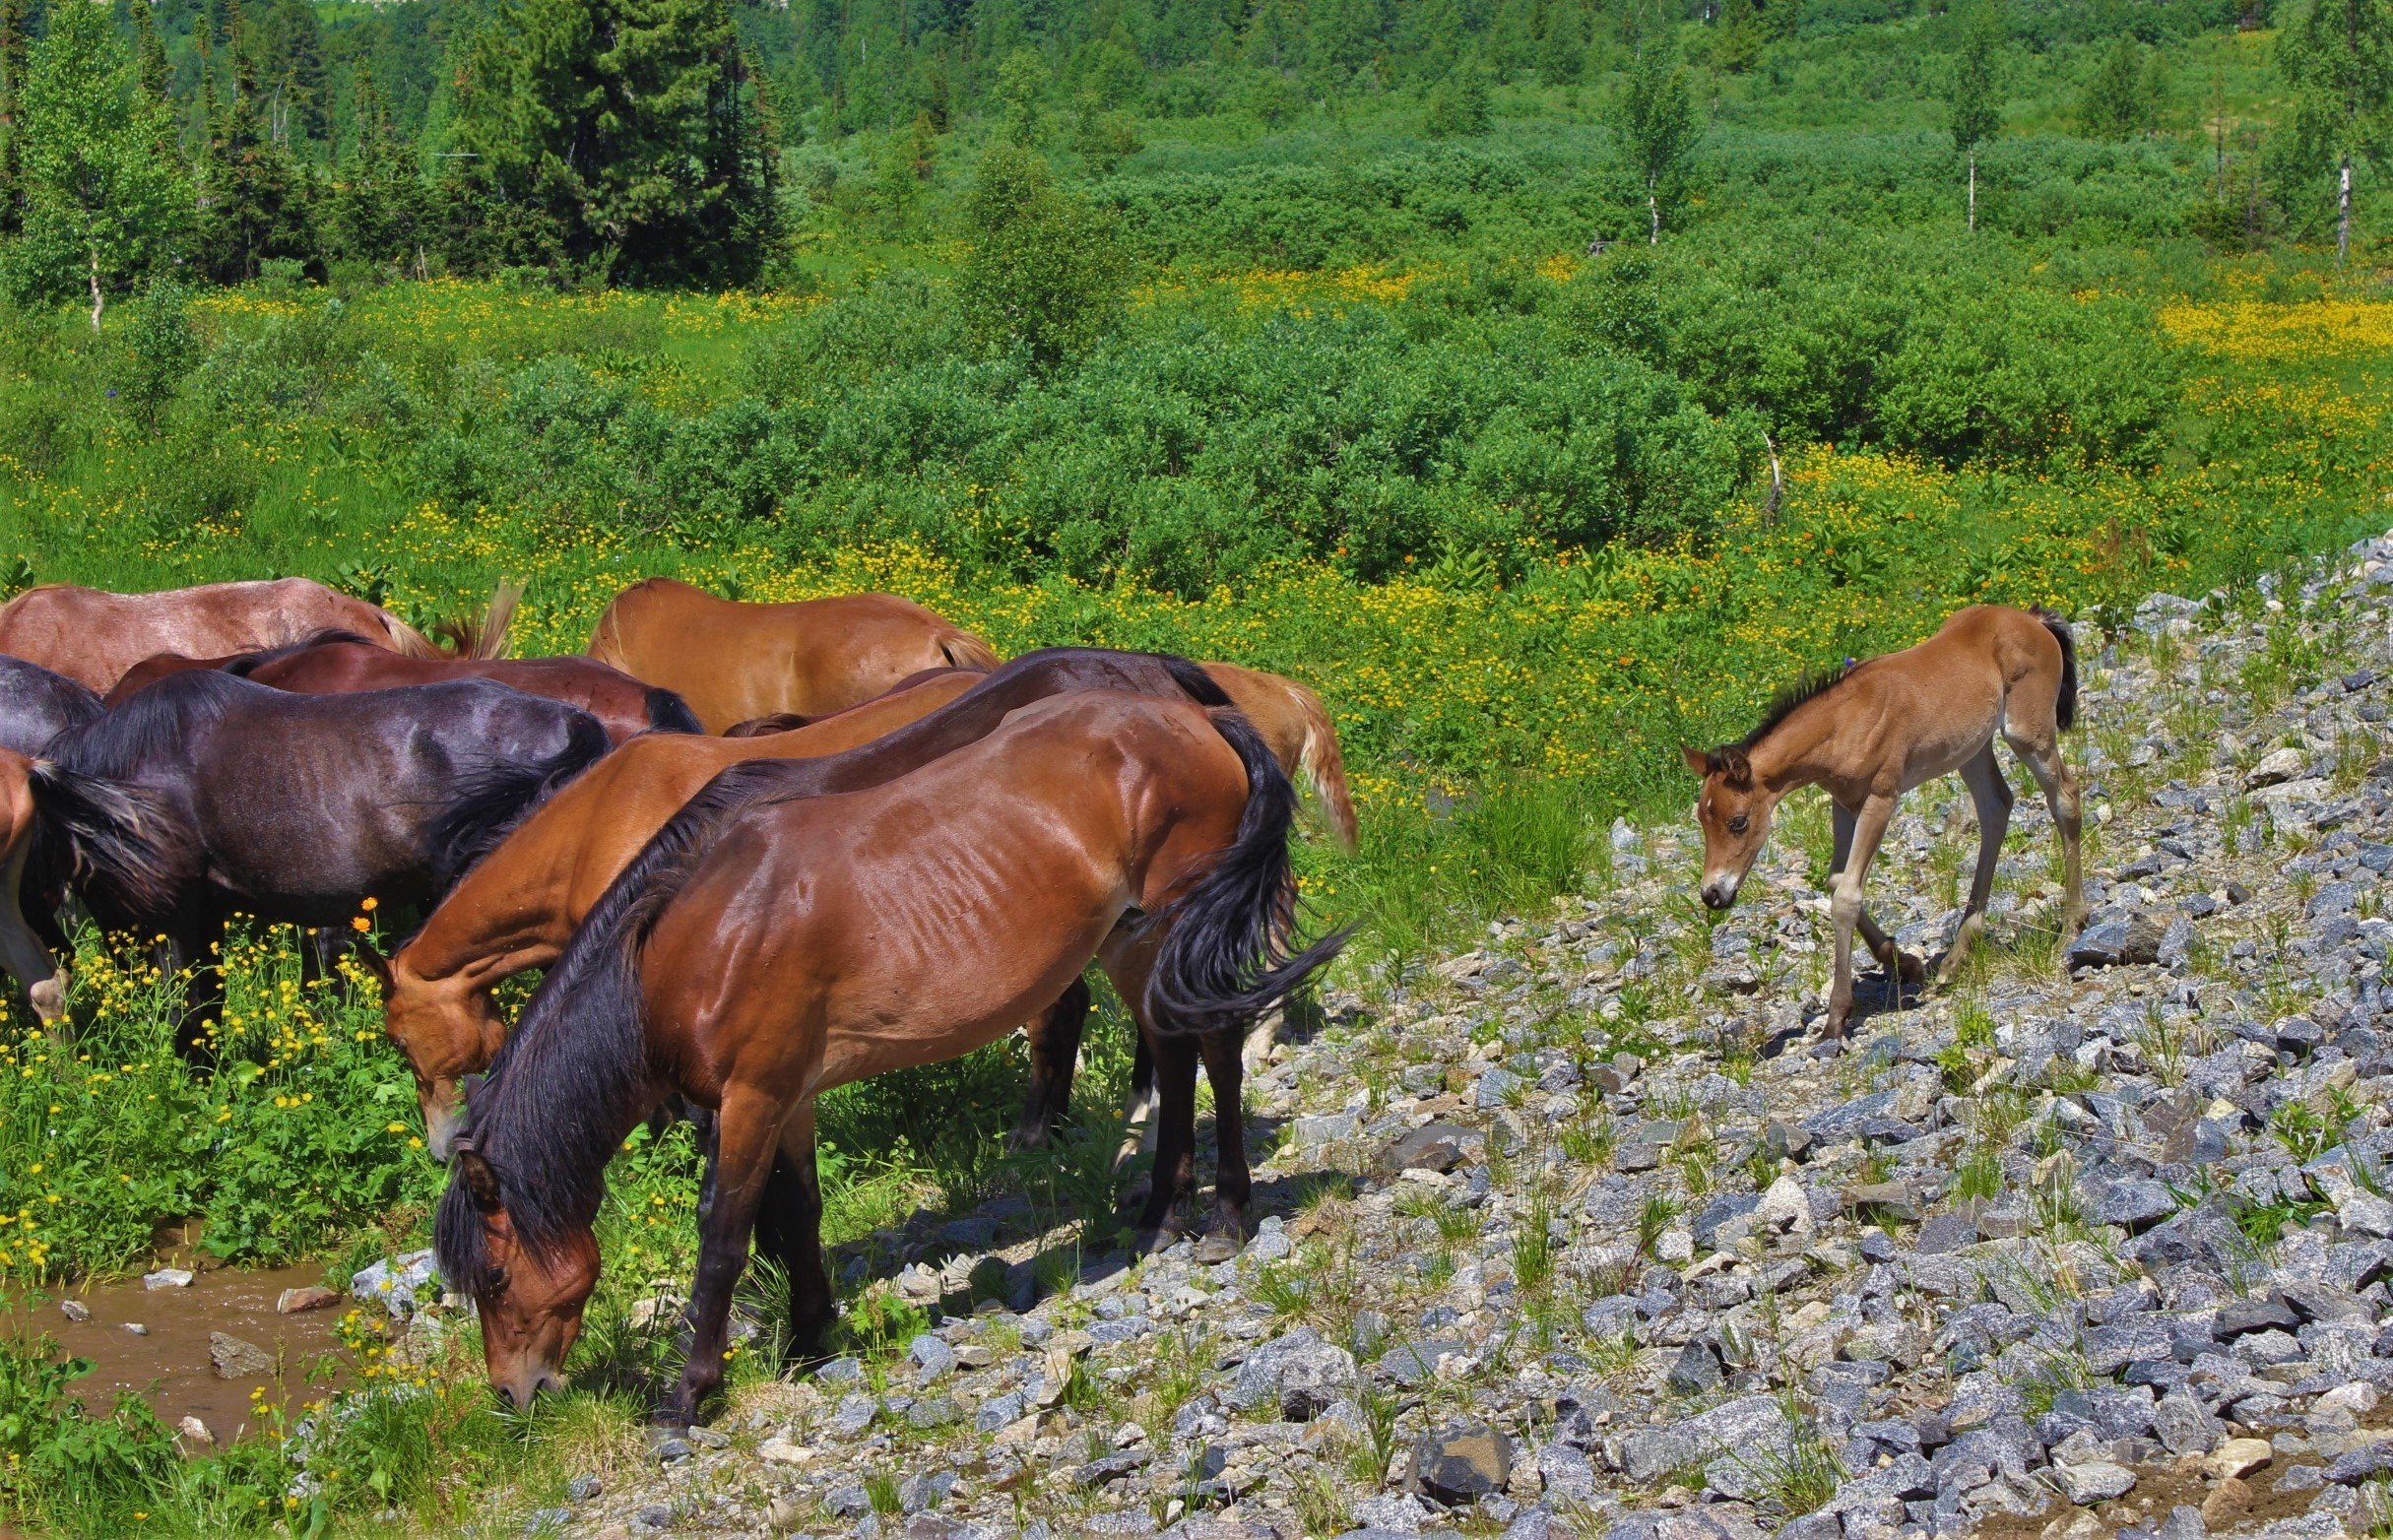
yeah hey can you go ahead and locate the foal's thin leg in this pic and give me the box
[1825,797,1896,1040]
[1832,801,1921,986]
[1941,744,2014,984]
[1133,1032,1200,1249]
[668,1088,785,1426]
[1194,1027,1250,1264]
[2006,730,2086,934]
[1011,974,1090,1152]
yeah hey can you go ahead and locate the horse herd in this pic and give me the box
[0,573,1358,1421]
[0,572,2089,1424]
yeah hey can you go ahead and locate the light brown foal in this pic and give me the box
[1681,605,2084,1038]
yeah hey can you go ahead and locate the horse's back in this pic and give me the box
[588,578,995,730]
[0,578,396,691]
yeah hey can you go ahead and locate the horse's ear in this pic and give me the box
[1679,744,1712,777]
[1717,746,1753,789]
[352,940,394,992]
[455,1142,502,1214]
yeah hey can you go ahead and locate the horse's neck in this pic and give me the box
[1750,703,1844,798]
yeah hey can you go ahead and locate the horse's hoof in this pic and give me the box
[1135,1226,1178,1256]
[1894,951,1927,986]
[1193,1232,1242,1265]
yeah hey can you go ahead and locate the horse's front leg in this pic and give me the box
[665,1086,785,1427]
[1825,796,1897,1040]
[1833,801,1923,989]
[1010,974,1089,1151]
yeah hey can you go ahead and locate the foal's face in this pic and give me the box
[1680,745,1775,909]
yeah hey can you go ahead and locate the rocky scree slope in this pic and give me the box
[556,538,2393,1540]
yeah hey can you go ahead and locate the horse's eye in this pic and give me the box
[1728,814,1750,835]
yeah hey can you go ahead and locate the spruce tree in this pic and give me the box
[450,0,782,285]
[2078,33,2149,140]
[196,32,317,282]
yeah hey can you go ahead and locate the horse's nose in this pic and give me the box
[1700,879,1735,910]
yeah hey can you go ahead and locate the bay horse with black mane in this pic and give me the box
[31,671,610,1062]
[1681,605,2084,1040]
[369,648,1219,1158]
[437,691,1342,1420]
[104,631,702,742]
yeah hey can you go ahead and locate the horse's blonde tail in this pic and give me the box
[383,613,442,660]
[587,597,628,669]
[1288,679,1359,851]
[474,580,523,660]
[940,629,1002,673]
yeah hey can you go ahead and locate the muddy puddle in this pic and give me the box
[5,1253,353,1443]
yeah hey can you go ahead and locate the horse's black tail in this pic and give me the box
[427,710,612,883]
[2036,608,2078,733]
[1144,707,1347,1035]
[439,758,794,1275]
[27,759,180,917]
[1163,654,1232,707]
[644,687,704,735]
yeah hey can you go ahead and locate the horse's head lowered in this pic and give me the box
[443,1140,600,1410]
[1679,743,1779,909]
[356,944,506,1160]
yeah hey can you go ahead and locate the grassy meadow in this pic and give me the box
[4,0,2393,1529]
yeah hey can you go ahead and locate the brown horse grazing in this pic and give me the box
[436,692,1341,1418]
[0,578,458,692]
[370,651,1211,1156]
[1681,606,2084,1040]
[586,577,1001,733]
[212,635,698,742]
[0,750,67,1024]
[1201,663,1359,852]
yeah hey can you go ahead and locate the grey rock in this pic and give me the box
[1229,1326,1357,1421]
[1407,1422,1513,1506]
[2053,1461,2138,1504]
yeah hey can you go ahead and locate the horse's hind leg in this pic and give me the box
[1194,1027,1250,1264]
[1825,796,1897,1040]
[1011,973,1090,1152]
[1940,743,2014,985]
[2004,721,2085,934]
[667,1086,787,1426]
[1832,801,1923,988]
[1132,1031,1200,1251]
[160,916,226,1068]
[752,1101,835,1364]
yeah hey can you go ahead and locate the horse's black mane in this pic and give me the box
[1737,666,1856,751]
[436,759,785,1280]
[53,669,243,779]
[223,628,378,675]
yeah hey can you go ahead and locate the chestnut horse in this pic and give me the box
[586,577,1001,733]
[104,632,702,743]
[0,578,450,692]
[1681,606,2083,1039]
[32,672,610,1061]
[371,650,1213,1156]
[436,691,1341,1418]
[0,750,66,1024]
